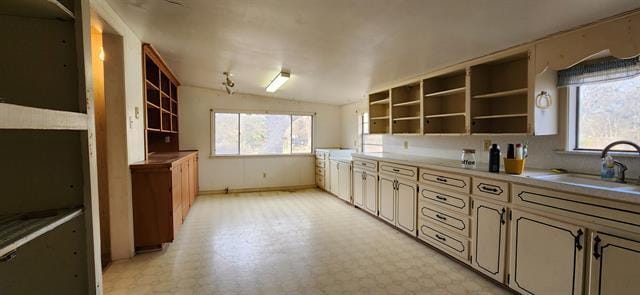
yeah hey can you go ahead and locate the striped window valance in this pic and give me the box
[557,56,640,87]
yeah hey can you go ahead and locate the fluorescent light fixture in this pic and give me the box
[266,71,290,93]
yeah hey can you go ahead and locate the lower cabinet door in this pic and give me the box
[364,172,378,215]
[378,176,396,225]
[330,160,339,195]
[353,170,364,208]
[508,210,585,295]
[396,180,417,235]
[338,163,351,202]
[588,232,640,295]
[472,199,507,282]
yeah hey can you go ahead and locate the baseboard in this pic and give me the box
[199,184,318,195]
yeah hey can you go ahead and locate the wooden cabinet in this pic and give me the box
[130,151,198,250]
[508,210,585,295]
[588,232,640,295]
[378,173,417,235]
[338,162,351,202]
[364,172,378,216]
[330,160,339,195]
[353,169,365,208]
[472,199,507,282]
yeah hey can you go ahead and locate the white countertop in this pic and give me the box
[352,152,640,205]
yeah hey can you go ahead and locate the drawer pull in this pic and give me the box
[435,214,447,221]
[575,229,584,250]
[435,234,447,242]
[436,177,448,183]
[481,186,498,193]
[593,236,601,259]
[435,195,447,201]
[392,168,400,172]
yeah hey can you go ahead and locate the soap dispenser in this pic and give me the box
[600,155,615,181]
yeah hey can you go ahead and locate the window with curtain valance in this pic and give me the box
[557,56,640,87]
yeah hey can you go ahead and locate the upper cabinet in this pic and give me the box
[143,44,181,155]
[369,90,391,134]
[423,69,468,135]
[391,82,422,135]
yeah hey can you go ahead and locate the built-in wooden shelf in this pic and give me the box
[393,132,421,135]
[370,116,390,120]
[472,88,528,99]
[424,87,466,98]
[0,103,88,130]
[472,113,528,120]
[0,0,75,20]
[393,100,421,107]
[424,112,466,119]
[393,116,421,121]
[370,98,390,105]
[0,208,83,258]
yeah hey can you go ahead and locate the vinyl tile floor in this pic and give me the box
[103,189,510,294]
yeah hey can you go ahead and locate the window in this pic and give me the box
[361,112,383,153]
[575,75,640,151]
[213,111,313,155]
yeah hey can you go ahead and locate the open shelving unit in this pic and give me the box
[369,90,391,134]
[0,0,100,293]
[391,82,422,134]
[470,53,529,134]
[143,44,181,155]
[423,70,468,134]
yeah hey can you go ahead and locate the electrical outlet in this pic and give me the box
[164,136,171,143]
[404,141,409,149]
[483,139,492,151]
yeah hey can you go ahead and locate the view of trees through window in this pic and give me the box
[361,112,383,153]
[577,75,640,151]
[214,112,312,155]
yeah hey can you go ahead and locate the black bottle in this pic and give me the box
[489,144,501,173]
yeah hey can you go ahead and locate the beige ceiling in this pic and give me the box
[105,0,640,105]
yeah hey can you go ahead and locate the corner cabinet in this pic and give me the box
[130,151,198,251]
[472,199,507,282]
[588,232,640,295]
[508,210,585,295]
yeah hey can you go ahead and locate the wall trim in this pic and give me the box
[199,184,318,195]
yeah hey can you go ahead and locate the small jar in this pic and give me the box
[461,149,477,169]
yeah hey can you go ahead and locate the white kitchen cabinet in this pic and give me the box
[378,173,417,235]
[379,176,396,225]
[353,169,365,208]
[508,210,585,295]
[396,181,417,234]
[338,162,351,203]
[472,199,507,282]
[364,172,378,215]
[330,160,339,196]
[588,231,640,295]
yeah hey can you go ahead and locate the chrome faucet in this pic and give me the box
[600,140,640,183]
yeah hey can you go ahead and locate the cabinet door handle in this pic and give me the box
[392,168,400,172]
[435,234,447,242]
[575,229,584,250]
[435,195,447,202]
[593,235,601,259]
[500,208,506,224]
[436,177,448,183]
[435,214,447,221]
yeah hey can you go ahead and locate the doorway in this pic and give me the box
[90,16,127,269]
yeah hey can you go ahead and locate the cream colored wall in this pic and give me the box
[179,86,342,192]
[91,0,145,260]
[340,101,368,150]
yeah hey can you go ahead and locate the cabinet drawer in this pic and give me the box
[379,162,417,180]
[315,159,325,168]
[316,175,325,187]
[418,221,469,261]
[419,201,470,237]
[473,177,509,202]
[419,168,470,194]
[315,151,326,159]
[512,184,640,233]
[316,166,325,176]
[420,186,470,215]
[352,158,378,172]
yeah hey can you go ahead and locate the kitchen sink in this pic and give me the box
[531,173,640,194]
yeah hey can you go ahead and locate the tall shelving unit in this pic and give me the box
[391,82,422,135]
[470,53,529,134]
[143,44,181,155]
[369,90,391,134]
[422,69,468,135]
[0,0,100,294]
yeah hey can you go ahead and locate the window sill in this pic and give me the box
[555,150,640,158]
[209,153,315,159]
